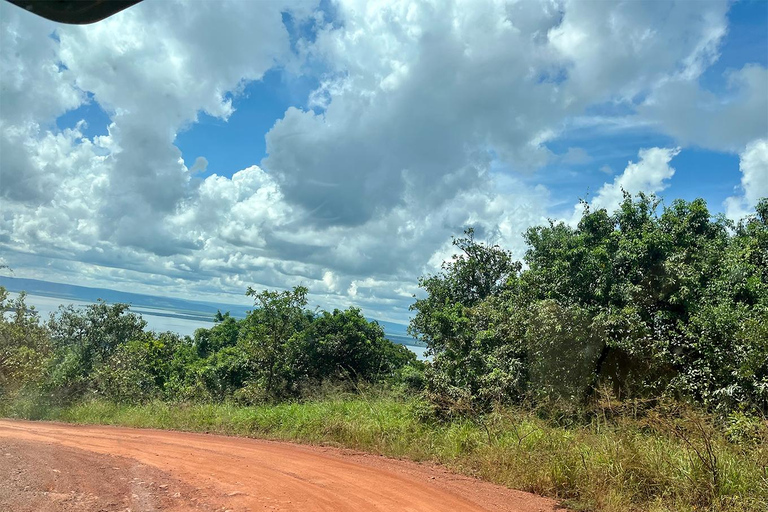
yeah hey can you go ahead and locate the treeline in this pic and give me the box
[1,194,766,417]
[0,286,418,405]
[411,194,768,416]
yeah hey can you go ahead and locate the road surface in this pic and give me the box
[0,419,562,511]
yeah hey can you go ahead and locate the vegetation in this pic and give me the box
[1,194,766,512]
[0,286,417,406]
[411,194,768,416]
[2,394,765,512]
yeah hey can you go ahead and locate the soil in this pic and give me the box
[0,419,564,512]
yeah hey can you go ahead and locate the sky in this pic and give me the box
[1,0,767,324]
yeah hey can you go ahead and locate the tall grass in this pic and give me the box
[2,393,766,512]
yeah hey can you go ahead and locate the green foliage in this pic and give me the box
[0,289,51,399]
[94,332,184,403]
[193,312,239,356]
[412,194,768,415]
[525,300,605,401]
[237,286,311,400]
[395,363,427,393]
[410,230,527,414]
[291,307,417,385]
[420,296,528,416]
[44,301,148,402]
[409,228,520,354]
[3,284,416,405]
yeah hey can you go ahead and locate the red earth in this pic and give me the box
[0,419,564,511]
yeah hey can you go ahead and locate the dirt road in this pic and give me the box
[0,419,562,511]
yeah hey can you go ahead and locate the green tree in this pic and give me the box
[290,307,416,385]
[525,300,605,401]
[45,301,148,401]
[193,312,240,357]
[409,228,521,355]
[412,195,768,414]
[94,332,184,403]
[409,230,525,413]
[239,286,311,400]
[0,289,51,399]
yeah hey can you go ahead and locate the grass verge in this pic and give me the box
[2,394,766,512]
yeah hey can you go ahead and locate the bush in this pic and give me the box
[0,290,51,401]
[94,333,183,403]
[44,301,148,402]
[411,195,768,415]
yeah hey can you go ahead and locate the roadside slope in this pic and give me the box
[0,419,562,512]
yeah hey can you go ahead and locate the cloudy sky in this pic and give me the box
[1,0,766,323]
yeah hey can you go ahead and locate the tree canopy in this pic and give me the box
[0,286,418,405]
[410,195,768,415]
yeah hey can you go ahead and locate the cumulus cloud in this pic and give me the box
[641,65,768,152]
[1,0,318,253]
[0,0,759,321]
[570,147,680,223]
[725,139,768,220]
[0,7,83,204]
[264,0,730,226]
[549,0,727,98]
[57,0,318,251]
[0,8,82,127]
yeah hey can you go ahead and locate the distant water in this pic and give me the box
[8,293,215,337]
[8,292,428,359]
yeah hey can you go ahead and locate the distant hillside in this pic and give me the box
[0,276,252,318]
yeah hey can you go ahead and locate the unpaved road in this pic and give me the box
[0,419,562,512]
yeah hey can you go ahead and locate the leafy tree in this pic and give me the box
[163,341,209,401]
[412,195,768,415]
[238,286,311,400]
[422,294,528,415]
[193,311,240,357]
[409,228,520,355]
[45,301,147,401]
[0,289,51,398]
[409,231,525,413]
[525,300,605,401]
[290,307,416,384]
[196,345,255,400]
[3,283,420,405]
[94,332,184,403]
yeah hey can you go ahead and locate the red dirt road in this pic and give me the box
[0,419,562,512]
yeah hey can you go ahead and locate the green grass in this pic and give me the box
[2,394,766,512]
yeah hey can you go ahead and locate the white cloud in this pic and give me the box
[262,0,733,227]
[1,0,318,253]
[0,8,82,127]
[740,140,768,207]
[725,139,768,220]
[641,65,768,152]
[0,0,760,322]
[549,0,727,99]
[571,147,680,223]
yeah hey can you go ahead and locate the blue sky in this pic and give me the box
[175,70,320,180]
[702,0,768,89]
[1,0,766,323]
